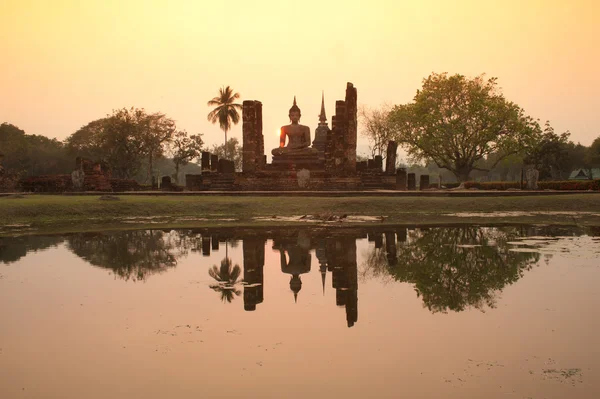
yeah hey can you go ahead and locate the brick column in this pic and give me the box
[242,100,264,173]
[345,82,357,173]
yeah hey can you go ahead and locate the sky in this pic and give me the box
[1,0,599,160]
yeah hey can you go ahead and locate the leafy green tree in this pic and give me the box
[586,136,600,171]
[207,86,242,158]
[170,130,204,184]
[0,123,71,176]
[0,123,30,174]
[136,110,176,185]
[388,73,540,182]
[66,108,177,180]
[211,138,243,171]
[25,134,72,175]
[524,122,571,180]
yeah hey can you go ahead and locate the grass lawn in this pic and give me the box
[1,193,599,236]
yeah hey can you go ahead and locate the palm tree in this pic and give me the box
[207,86,242,159]
[208,256,242,303]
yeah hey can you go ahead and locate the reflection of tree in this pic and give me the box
[209,257,242,303]
[0,236,65,264]
[365,227,541,313]
[67,230,182,281]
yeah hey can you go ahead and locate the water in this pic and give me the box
[1,226,599,398]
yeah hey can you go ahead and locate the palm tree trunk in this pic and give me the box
[224,128,228,159]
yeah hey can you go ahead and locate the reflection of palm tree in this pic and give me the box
[209,257,242,303]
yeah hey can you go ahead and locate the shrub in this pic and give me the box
[538,180,600,191]
[443,180,600,191]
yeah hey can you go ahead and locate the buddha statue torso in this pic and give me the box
[271,97,318,157]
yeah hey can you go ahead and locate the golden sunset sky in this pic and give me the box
[1,0,598,157]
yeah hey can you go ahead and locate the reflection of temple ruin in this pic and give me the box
[320,236,358,327]
[243,238,265,311]
[198,228,361,327]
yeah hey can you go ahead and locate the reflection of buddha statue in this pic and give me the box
[271,97,319,158]
[275,233,312,302]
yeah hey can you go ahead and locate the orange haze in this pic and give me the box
[1,0,598,158]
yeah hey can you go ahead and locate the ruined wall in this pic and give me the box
[242,100,265,173]
[324,83,358,175]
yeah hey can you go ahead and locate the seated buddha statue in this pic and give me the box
[271,97,319,157]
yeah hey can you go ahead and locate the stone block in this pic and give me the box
[218,159,235,174]
[185,174,203,190]
[374,155,383,171]
[210,154,219,172]
[201,152,210,171]
[419,174,430,190]
[407,173,416,190]
[297,169,310,188]
[396,169,407,190]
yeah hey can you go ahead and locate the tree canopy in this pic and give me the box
[359,104,395,159]
[170,130,204,183]
[65,108,176,181]
[388,73,540,182]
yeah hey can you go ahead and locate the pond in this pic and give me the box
[1,225,599,398]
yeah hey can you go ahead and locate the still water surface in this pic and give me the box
[1,226,599,398]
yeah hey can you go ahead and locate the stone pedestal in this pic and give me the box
[271,152,323,170]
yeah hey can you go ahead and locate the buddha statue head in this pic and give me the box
[289,96,301,123]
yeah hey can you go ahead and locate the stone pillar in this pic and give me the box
[374,155,383,172]
[396,228,407,243]
[210,154,218,172]
[420,174,430,190]
[345,82,357,173]
[407,173,416,190]
[201,152,210,171]
[385,232,397,266]
[396,169,407,190]
[242,100,264,173]
[202,236,211,256]
[327,237,358,327]
[386,141,397,175]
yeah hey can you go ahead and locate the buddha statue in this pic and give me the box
[272,97,319,157]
